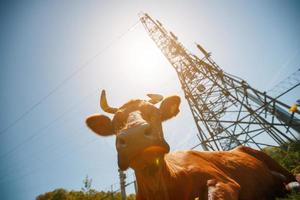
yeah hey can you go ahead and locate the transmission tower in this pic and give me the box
[139,13,300,151]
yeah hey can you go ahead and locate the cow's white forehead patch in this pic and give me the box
[127,111,143,123]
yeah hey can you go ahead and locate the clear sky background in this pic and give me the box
[0,0,299,199]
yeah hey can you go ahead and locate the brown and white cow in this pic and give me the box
[86,90,296,200]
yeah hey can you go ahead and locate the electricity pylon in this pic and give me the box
[139,13,300,151]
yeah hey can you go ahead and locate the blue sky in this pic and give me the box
[0,0,300,199]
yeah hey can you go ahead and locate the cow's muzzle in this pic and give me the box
[116,123,169,170]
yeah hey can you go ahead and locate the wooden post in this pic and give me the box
[119,169,126,200]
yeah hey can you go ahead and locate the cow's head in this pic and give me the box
[86,90,180,171]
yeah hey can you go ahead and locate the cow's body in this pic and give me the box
[135,146,294,200]
[86,91,297,200]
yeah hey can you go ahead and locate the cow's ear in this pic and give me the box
[159,95,181,121]
[86,114,114,136]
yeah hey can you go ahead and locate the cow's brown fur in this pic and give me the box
[86,95,295,200]
[134,147,293,200]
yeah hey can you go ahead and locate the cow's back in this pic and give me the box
[166,148,287,199]
[232,146,294,198]
[233,146,294,182]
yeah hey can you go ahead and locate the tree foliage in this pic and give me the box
[36,175,136,200]
[36,189,136,200]
[263,140,300,200]
[263,140,300,174]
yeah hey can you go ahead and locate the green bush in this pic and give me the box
[37,189,136,200]
[276,192,300,200]
[36,176,136,200]
[263,140,300,200]
[263,140,300,174]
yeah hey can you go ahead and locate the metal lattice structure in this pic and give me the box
[139,13,300,151]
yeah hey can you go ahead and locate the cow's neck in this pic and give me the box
[133,155,180,199]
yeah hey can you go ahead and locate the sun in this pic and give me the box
[115,25,171,88]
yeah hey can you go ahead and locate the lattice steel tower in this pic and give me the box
[139,13,300,151]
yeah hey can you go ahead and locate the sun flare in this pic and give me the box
[116,25,171,89]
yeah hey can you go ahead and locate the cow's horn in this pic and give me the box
[100,90,118,114]
[147,94,164,104]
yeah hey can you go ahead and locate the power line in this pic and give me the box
[268,68,300,97]
[0,20,142,181]
[0,124,133,197]
[0,90,100,180]
[100,180,135,200]
[0,125,87,181]
[0,81,182,185]
[0,128,97,185]
[0,20,140,182]
[0,88,98,160]
[0,20,139,136]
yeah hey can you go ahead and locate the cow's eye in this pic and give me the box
[117,122,126,130]
[141,110,151,120]
[144,126,152,137]
[113,120,125,132]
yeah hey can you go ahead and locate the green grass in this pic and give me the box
[276,192,300,200]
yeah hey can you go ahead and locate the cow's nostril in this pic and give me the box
[118,138,126,147]
[144,127,152,137]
